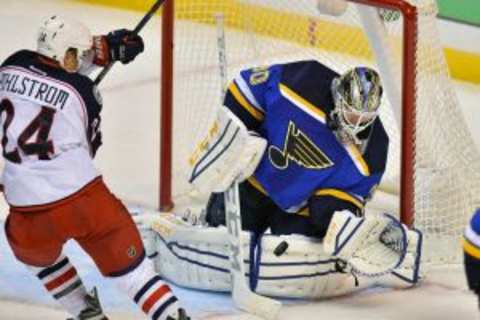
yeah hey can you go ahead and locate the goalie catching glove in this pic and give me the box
[93,29,144,66]
[188,107,267,193]
[323,210,421,278]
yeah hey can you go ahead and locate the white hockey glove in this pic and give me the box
[323,210,408,277]
[388,226,423,286]
[188,107,267,193]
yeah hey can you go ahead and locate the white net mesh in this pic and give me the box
[410,0,480,264]
[166,0,480,265]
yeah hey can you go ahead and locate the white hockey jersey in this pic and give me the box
[0,50,102,206]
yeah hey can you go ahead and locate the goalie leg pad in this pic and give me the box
[131,209,422,299]
[136,212,371,298]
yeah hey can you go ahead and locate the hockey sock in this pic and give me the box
[27,254,90,317]
[110,256,181,320]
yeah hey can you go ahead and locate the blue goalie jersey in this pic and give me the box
[223,60,389,213]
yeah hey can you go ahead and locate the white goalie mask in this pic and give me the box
[37,15,94,72]
[331,67,383,143]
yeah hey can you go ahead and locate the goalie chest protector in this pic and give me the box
[234,60,389,212]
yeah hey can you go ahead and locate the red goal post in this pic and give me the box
[355,0,417,228]
[160,0,174,212]
[160,0,480,264]
[160,0,416,218]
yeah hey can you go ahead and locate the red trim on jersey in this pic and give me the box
[37,56,61,69]
[45,267,77,291]
[141,285,171,313]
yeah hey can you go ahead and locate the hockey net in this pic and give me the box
[160,0,480,265]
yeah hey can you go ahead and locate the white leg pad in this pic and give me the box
[130,208,423,299]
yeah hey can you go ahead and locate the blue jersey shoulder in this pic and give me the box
[280,60,339,114]
[470,209,480,234]
[237,60,339,115]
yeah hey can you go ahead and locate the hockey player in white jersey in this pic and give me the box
[0,15,190,320]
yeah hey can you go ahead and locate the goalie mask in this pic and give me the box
[37,15,94,72]
[331,67,383,143]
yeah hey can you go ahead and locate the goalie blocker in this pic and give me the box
[188,106,267,194]
[132,207,423,299]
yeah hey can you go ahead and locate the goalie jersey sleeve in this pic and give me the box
[0,50,102,206]
[224,60,389,215]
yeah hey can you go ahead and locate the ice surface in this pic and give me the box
[0,0,479,319]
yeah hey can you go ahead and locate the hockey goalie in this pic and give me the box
[134,60,423,302]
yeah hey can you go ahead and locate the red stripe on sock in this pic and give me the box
[141,285,171,313]
[45,267,77,291]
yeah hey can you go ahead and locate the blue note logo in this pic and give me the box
[269,121,333,170]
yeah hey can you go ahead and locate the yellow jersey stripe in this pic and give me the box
[228,82,264,121]
[297,207,310,217]
[315,189,364,209]
[463,237,480,259]
[247,177,311,217]
[279,84,369,176]
[345,144,370,176]
[279,84,326,123]
[247,176,268,195]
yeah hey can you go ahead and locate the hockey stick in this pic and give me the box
[215,13,228,101]
[94,0,165,85]
[224,182,282,320]
[215,13,281,320]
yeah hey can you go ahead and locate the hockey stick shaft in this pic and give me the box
[215,13,228,101]
[216,13,281,320]
[224,182,282,320]
[94,0,166,85]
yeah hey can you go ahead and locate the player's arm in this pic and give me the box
[305,124,387,236]
[78,81,103,157]
[223,65,281,132]
[308,189,364,238]
[463,209,480,302]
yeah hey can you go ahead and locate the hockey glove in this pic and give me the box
[323,210,408,277]
[93,29,144,66]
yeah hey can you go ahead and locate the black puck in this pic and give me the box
[274,241,289,257]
